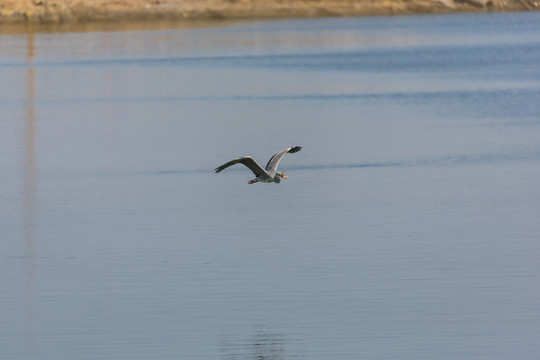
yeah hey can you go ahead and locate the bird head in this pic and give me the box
[273,170,288,183]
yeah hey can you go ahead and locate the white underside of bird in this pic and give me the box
[215,146,302,184]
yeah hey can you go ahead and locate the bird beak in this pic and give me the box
[280,170,288,179]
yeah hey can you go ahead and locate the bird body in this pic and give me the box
[215,146,302,184]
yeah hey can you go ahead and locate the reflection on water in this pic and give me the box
[23,27,37,360]
[222,326,294,360]
[0,19,240,35]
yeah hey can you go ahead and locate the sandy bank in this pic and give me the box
[0,0,538,24]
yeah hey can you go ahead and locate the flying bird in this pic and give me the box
[215,146,302,184]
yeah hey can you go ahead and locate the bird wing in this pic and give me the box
[215,156,267,177]
[265,146,302,172]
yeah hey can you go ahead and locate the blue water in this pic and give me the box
[1,12,540,360]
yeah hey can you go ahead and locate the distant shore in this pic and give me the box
[0,0,538,24]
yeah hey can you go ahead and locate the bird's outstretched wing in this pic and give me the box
[265,146,302,172]
[215,156,267,177]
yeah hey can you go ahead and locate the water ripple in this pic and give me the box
[99,151,539,179]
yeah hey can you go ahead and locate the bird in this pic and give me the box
[215,146,302,184]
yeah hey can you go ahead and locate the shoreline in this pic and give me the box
[0,0,538,25]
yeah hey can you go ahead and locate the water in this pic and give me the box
[1,12,540,360]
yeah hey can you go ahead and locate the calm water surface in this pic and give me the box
[1,13,540,360]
